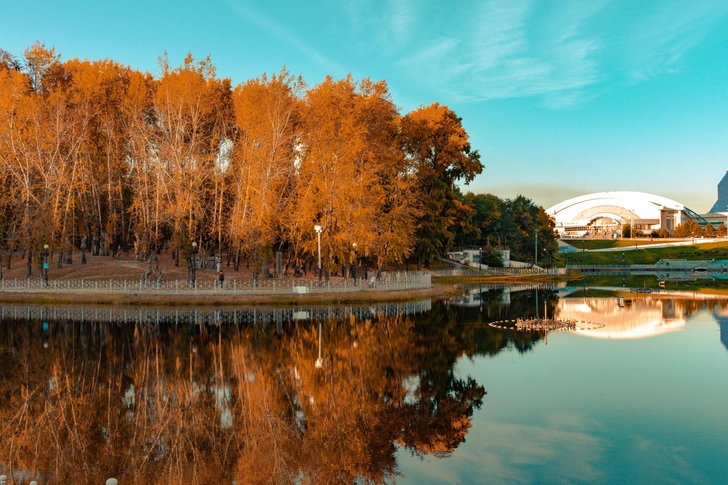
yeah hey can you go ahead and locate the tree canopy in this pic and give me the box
[0,43,486,274]
[455,192,558,266]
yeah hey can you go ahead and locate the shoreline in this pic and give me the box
[0,274,578,308]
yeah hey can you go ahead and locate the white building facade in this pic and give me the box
[546,191,691,237]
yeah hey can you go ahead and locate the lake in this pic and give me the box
[0,287,726,484]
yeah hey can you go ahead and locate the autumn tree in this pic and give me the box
[0,56,29,270]
[4,43,79,273]
[129,53,232,255]
[294,76,417,276]
[229,68,303,271]
[401,103,482,269]
[673,219,702,238]
[64,59,142,257]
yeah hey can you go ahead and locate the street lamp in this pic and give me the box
[352,242,358,282]
[43,244,49,286]
[534,229,539,267]
[191,241,198,286]
[314,225,324,281]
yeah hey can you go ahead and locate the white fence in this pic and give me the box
[0,272,431,296]
[430,267,566,277]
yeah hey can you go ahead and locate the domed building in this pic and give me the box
[545,191,698,238]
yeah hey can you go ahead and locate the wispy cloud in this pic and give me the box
[396,0,605,107]
[400,418,604,485]
[394,0,727,108]
[624,0,728,82]
[225,0,728,110]
[387,0,415,47]
[227,1,344,74]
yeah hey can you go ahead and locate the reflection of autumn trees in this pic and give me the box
[0,308,486,484]
[0,44,482,272]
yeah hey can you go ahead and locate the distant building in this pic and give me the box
[546,191,695,237]
[709,170,728,213]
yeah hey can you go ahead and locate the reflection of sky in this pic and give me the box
[556,297,686,340]
[396,299,728,484]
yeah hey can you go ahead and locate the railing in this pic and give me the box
[0,272,431,296]
[0,300,434,325]
[430,267,566,277]
[0,478,118,485]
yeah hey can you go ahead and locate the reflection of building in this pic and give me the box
[711,306,728,352]
[556,297,686,339]
[546,191,694,237]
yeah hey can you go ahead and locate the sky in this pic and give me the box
[2,0,728,212]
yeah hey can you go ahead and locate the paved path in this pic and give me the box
[565,238,724,252]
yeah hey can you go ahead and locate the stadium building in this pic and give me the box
[545,191,703,238]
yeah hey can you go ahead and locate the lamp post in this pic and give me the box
[191,241,198,286]
[534,229,539,267]
[43,244,49,286]
[352,242,358,282]
[314,225,324,281]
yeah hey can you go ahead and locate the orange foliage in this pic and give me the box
[0,44,483,271]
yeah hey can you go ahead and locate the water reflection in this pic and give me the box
[0,300,432,327]
[2,289,727,484]
[557,297,686,340]
[713,306,728,352]
[457,285,728,350]
[0,303,485,485]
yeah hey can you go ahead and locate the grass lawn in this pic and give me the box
[557,241,728,266]
[560,238,697,251]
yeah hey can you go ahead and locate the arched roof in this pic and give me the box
[546,191,685,225]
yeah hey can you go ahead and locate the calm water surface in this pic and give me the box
[0,288,726,484]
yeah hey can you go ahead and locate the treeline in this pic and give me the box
[454,192,558,266]
[0,43,483,274]
[624,220,728,238]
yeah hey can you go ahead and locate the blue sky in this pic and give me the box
[2,0,727,212]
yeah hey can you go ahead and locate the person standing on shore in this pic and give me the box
[218,270,225,288]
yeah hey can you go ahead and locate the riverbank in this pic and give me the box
[0,273,583,307]
[0,285,449,307]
